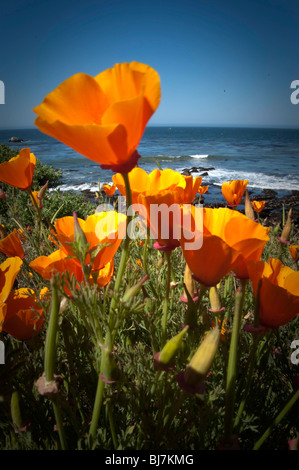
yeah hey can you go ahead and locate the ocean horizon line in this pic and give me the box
[1,124,299,132]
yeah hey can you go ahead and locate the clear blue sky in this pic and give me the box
[1,0,299,129]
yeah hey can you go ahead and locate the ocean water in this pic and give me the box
[1,126,299,205]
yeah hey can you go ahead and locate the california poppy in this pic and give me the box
[251,200,266,213]
[0,148,36,190]
[0,256,23,305]
[113,168,201,250]
[30,248,114,292]
[50,211,126,271]
[289,245,299,262]
[33,62,161,173]
[102,183,116,196]
[95,260,114,287]
[247,257,299,328]
[221,180,248,207]
[0,229,25,259]
[29,249,84,283]
[179,207,270,287]
[0,287,48,341]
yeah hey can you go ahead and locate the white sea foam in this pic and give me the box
[49,182,100,193]
[199,168,299,192]
[189,154,209,159]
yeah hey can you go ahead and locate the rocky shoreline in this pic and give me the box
[79,164,299,231]
[183,165,299,230]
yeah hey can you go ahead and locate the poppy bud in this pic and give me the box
[11,391,25,432]
[37,180,49,202]
[59,296,68,314]
[244,190,255,221]
[278,208,292,244]
[180,264,198,303]
[73,211,88,247]
[183,325,220,388]
[155,325,189,369]
[121,275,148,303]
[209,286,224,313]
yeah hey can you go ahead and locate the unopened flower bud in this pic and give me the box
[37,180,49,201]
[183,325,220,388]
[180,264,198,302]
[59,296,68,314]
[155,325,189,369]
[73,211,88,247]
[209,286,224,313]
[11,391,24,431]
[244,190,255,221]
[122,275,148,303]
[278,208,292,244]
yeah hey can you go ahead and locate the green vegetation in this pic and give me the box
[0,144,298,451]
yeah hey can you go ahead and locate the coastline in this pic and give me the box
[79,176,299,232]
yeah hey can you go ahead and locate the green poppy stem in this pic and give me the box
[234,333,259,430]
[88,373,105,446]
[52,396,68,450]
[44,276,68,450]
[161,251,172,344]
[88,172,132,445]
[109,173,132,315]
[253,387,299,450]
[223,279,247,445]
[44,276,60,382]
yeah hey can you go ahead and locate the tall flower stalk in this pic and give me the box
[223,279,247,445]
[89,172,133,445]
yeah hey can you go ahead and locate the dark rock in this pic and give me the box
[199,172,209,177]
[8,136,24,142]
[261,189,278,199]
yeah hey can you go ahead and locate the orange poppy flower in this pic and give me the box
[29,249,84,283]
[102,183,116,196]
[50,211,126,271]
[289,245,299,262]
[0,287,48,341]
[179,207,270,287]
[95,259,114,287]
[251,200,266,213]
[0,148,36,190]
[113,168,201,250]
[0,256,23,305]
[247,258,299,328]
[221,180,248,207]
[0,229,25,259]
[30,249,114,292]
[33,62,161,173]
[198,185,209,195]
[113,167,187,204]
